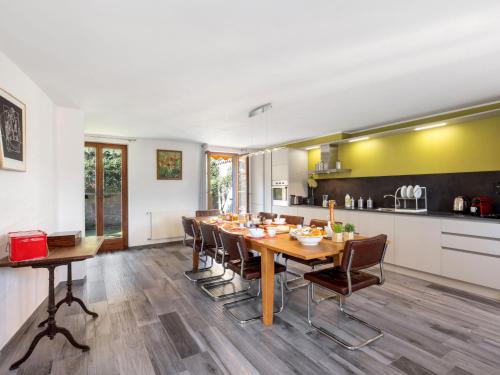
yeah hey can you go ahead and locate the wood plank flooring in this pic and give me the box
[1,243,500,375]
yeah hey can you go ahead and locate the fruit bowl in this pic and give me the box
[296,235,323,246]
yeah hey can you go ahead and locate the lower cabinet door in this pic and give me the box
[357,212,396,264]
[394,216,441,275]
[441,249,500,289]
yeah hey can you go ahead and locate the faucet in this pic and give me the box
[383,194,401,208]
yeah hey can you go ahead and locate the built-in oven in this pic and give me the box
[272,180,288,206]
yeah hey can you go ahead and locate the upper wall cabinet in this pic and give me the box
[271,148,308,197]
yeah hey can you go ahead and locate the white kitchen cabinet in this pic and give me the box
[264,151,272,212]
[394,215,441,274]
[249,153,264,215]
[357,212,396,264]
[335,210,360,229]
[271,148,288,166]
[441,249,500,290]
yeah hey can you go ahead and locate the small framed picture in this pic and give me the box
[157,149,182,180]
[0,87,26,171]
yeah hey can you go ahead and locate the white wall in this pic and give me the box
[0,52,85,349]
[128,138,201,247]
[54,107,86,280]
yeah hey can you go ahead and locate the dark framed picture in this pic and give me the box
[157,149,182,180]
[0,87,26,171]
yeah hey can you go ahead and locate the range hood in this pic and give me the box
[308,144,351,175]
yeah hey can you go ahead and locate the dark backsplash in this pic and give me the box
[312,171,500,213]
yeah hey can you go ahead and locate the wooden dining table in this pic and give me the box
[192,218,364,327]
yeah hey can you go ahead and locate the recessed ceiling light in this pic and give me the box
[348,136,370,143]
[304,145,320,150]
[414,122,447,131]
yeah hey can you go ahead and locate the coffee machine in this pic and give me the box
[470,196,492,216]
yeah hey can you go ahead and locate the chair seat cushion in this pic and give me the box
[304,266,380,295]
[227,256,286,280]
[283,254,334,267]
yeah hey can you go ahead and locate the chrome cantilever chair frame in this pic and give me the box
[307,243,387,350]
[223,241,285,324]
[200,232,252,301]
[193,227,230,284]
[183,222,213,281]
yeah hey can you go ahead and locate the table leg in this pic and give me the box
[260,247,275,326]
[38,263,98,328]
[10,265,90,371]
[192,248,199,271]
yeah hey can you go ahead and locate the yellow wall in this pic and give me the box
[308,115,500,178]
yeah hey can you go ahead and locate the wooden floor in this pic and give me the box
[2,243,500,375]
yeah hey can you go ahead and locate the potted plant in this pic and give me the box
[344,223,355,240]
[333,223,344,242]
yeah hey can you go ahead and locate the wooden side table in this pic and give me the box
[0,236,104,370]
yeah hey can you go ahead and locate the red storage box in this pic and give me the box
[8,230,48,262]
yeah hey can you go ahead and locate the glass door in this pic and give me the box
[85,142,128,250]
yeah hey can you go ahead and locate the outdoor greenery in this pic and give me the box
[84,147,122,194]
[209,158,232,212]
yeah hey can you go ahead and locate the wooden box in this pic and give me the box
[47,231,82,248]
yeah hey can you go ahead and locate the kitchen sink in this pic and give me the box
[375,207,396,212]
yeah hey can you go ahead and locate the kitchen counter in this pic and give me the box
[290,204,500,223]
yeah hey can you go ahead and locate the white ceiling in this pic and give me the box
[1,1,500,148]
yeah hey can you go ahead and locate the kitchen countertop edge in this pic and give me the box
[288,204,500,223]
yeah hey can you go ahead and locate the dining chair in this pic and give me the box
[258,212,277,220]
[182,217,211,281]
[200,227,255,301]
[305,234,388,350]
[190,221,229,284]
[283,219,342,302]
[195,209,221,217]
[219,229,286,324]
[280,214,304,226]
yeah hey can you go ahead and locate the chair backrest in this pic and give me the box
[195,209,221,217]
[259,212,277,220]
[309,219,328,228]
[182,216,199,238]
[219,229,250,261]
[199,221,221,248]
[309,219,343,228]
[341,234,388,272]
[281,214,304,226]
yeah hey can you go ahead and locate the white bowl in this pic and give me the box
[296,235,323,246]
[274,218,286,224]
[263,219,273,225]
[249,228,265,238]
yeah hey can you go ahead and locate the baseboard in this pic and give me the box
[128,240,184,250]
[0,277,86,354]
[384,263,500,300]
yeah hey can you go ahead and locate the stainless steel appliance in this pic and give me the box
[290,195,303,205]
[453,196,469,212]
[272,180,288,206]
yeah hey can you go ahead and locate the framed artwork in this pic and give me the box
[157,149,182,180]
[0,87,26,171]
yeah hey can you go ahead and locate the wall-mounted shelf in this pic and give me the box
[308,168,352,175]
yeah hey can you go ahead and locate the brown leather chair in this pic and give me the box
[309,219,328,228]
[195,209,221,217]
[189,222,228,284]
[182,217,211,281]
[280,214,304,226]
[217,229,286,324]
[304,234,388,350]
[283,219,343,300]
[259,212,277,220]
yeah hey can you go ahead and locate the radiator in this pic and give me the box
[147,210,190,240]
